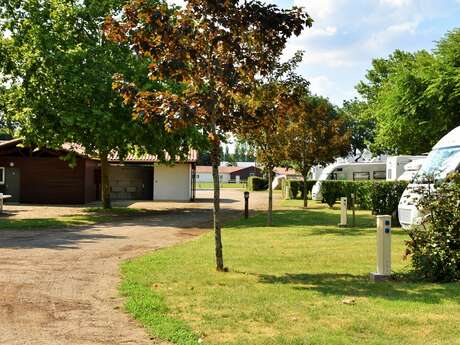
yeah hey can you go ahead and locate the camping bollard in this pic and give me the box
[370,215,392,282]
[351,193,356,227]
[244,191,250,219]
[338,197,347,227]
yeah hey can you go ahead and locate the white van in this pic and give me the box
[386,156,426,181]
[398,126,460,229]
[311,161,387,201]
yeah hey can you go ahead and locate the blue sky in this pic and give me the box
[169,0,460,106]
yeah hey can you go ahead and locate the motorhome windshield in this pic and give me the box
[414,146,460,183]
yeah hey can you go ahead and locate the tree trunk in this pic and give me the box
[100,154,111,209]
[211,137,225,271]
[267,168,273,226]
[302,173,308,208]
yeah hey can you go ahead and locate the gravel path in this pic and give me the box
[0,190,276,345]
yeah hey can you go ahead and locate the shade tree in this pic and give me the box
[104,0,311,271]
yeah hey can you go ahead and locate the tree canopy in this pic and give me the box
[0,0,201,208]
[353,28,460,155]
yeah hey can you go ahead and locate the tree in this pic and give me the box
[354,28,460,154]
[105,0,311,271]
[0,0,198,209]
[240,54,305,225]
[286,94,350,208]
[341,99,375,160]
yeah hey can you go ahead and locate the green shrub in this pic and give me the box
[405,174,460,282]
[282,180,316,199]
[320,180,409,215]
[248,176,268,191]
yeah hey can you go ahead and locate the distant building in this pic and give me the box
[196,166,262,183]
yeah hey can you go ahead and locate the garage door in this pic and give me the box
[154,164,191,201]
[109,166,153,201]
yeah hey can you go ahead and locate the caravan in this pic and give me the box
[311,161,386,201]
[398,126,460,229]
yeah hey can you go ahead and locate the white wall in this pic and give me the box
[196,172,213,182]
[154,164,191,201]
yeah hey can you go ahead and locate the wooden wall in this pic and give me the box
[0,155,99,204]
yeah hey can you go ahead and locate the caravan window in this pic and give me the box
[373,171,386,180]
[353,172,370,180]
[0,167,4,185]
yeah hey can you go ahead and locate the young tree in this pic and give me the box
[240,54,305,225]
[105,0,311,271]
[0,0,198,209]
[286,94,351,208]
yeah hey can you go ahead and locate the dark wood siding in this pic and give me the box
[0,156,94,204]
[230,167,263,181]
[84,160,99,203]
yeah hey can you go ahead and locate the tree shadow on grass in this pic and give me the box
[230,209,381,236]
[249,271,460,304]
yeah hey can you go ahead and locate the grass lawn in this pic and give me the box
[0,207,149,230]
[120,201,460,345]
[197,182,246,189]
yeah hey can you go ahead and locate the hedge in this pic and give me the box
[320,180,409,216]
[247,176,268,191]
[282,179,317,200]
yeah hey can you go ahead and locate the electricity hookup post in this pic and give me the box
[338,197,348,227]
[244,191,250,219]
[370,215,392,282]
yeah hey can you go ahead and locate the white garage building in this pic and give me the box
[109,151,197,202]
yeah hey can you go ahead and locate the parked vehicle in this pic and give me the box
[386,155,426,181]
[397,158,426,182]
[398,126,460,229]
[311,161,387,201]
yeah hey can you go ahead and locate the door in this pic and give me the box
[5,167,21,202]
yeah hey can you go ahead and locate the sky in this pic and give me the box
[168,0,460,106]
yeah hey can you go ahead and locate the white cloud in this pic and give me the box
[379,0,412,7]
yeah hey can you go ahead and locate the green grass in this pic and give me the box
[0,207,149,230]
[197,182,246,189]
[120,202,460,345]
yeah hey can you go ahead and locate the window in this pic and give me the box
[0,167,4,185]
[353,172,370,180]
[373,171,386,180]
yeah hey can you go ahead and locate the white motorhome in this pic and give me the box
[386,156,426,181]
[397,158,426,182]
[398,126,460,229]
[311,161,387,201]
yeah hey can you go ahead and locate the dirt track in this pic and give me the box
[0,190,274,345]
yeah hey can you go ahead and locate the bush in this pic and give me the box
[282,180,316,199]
[320,180,409,216]
[248,176,268,191]
[405,174,460,282]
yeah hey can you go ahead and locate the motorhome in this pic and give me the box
[311,161,387,201]
[398,126,460,229]
[386,156,426,181]
[397,158,426,182]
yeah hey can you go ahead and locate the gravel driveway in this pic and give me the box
[0,189,276,345]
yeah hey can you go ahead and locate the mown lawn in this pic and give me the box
[0,207,150,230]
[120,202,460,345]
[197,182,246,189]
